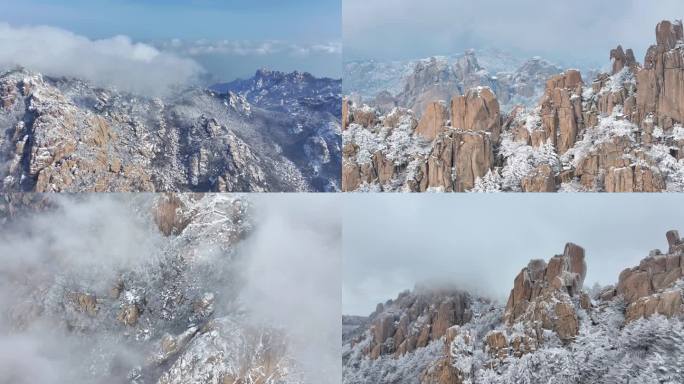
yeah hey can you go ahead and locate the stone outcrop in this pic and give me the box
[415,101,448,140]
[539,70,584,154]
[504,243,586,341]
[451,87,502,143]
[636,20,684,129]
[360,288,471,360]
[521,164,556,192]
[617,230,684,323]
[342,99,495,192]
[153,194,193,236]
[425,130,494,192]
[611,45,638,75]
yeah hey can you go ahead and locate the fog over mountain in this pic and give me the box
[344,0,683,68]
[343,194,684,316]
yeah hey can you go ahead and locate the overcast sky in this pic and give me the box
[0,0,341,81]
[343,194,684,316]
[344,0,684,68]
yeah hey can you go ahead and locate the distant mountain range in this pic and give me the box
[0,68,341,192]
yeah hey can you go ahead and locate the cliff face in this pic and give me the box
[343,231,684,384]
[0,69,341,193]
[342,20,684,192]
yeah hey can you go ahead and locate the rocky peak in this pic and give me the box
[504,242,587,341]
[655,20,684,50]
[415,100,448,140]
[637,19,684,129]
[610,45,638,75]
[356,287,472,360]
[614,230,684,323]
[539,69,584,154]
[451,86,502,141]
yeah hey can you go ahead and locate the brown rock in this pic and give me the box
[617,270,652,303]
[450,87,501,142]
[539,70,583,155]
[656,20,683,50]
[521,164,556,192]
[554,302,579,341]
[153,194,190,236]
[415,101,448,140]
[117,304,140,326]
[420,358,461,384]
[667,230,681,252]
[351,106,379,128]
[625,289,683,323]
[372,315,395,345]
[485,331,508,359]
[73,293,98,316]
[342,98,350,130]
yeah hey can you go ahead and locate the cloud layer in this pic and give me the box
[343,194,684,316]
[240,195,341,384]
[0,22,204,96]
[344,0,684,66]
[160,39,342,57]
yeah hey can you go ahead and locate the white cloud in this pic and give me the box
[239,194,341,384]
[158,39,342,57]
[0,23,204,96]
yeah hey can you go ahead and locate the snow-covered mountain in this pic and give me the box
[0,193,340,384]
[342,20,684,192]
[343,231,684,384]
[0,68,341,192]
[343,49,563,114]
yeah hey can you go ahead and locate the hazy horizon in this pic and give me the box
[344,0,684,70]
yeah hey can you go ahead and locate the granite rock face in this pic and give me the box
[342,89,497,192]
[349,287,472,360]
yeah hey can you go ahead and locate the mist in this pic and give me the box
[342,194,684,316]
[0,193,342,383]
[240,194,342,384]
[0,23,204,96]
[344,0,684,67]
[0,194,161,384]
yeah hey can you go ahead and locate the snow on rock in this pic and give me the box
[343,20,684,192]
[342,231,684,384]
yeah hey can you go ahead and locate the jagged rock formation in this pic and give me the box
[0,194,316,384]
[503,243,587,342]
[343,231,684,384]
[343,20,684,192]
[344,49,562,116]
[342,88,497,191]
[349,287,472,360]
[0,68,341,192]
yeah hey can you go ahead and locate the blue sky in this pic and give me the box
[344,0,684,69]
[0,0,341,80]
